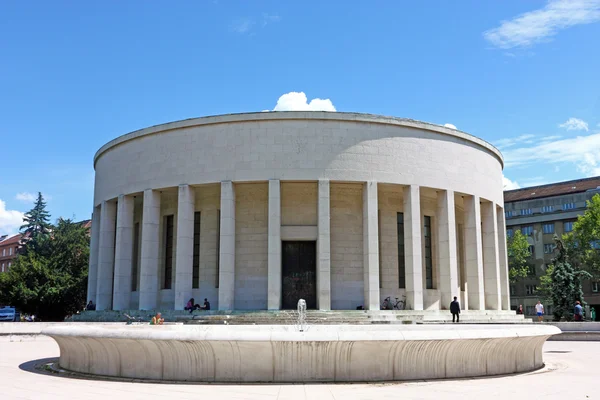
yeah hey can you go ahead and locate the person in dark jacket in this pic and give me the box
[450,296,461,323]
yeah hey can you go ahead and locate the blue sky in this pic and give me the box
[1,0,600,235]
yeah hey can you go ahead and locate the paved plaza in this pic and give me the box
[0,336,597,400]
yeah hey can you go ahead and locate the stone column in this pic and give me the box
[317,179,331,311]
[86,206,101,305]
[218,181,235,310]
[96,200,117,310]
[174,185,195,310]
[363,181,380,310]
[464,195,485,310]
[481,201,501,310]
[139,189,161,310]
[112,195,134,310]
[267,180,281,310]
[403,185,423,310]
[437,190,459,309]
[497,206,511,310]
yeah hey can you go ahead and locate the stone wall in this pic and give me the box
[234,183,268,310]
[281,182,317,226]
[331,183,364,310]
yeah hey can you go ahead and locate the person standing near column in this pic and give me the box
[450,296,461,323]
[535,300,544,322]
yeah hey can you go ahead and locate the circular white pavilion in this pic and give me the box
[88,111,510,312]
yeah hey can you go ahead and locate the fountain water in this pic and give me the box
[296,299,307,332]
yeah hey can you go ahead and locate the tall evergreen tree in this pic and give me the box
[549,234,591,321]
[19,192,52,248]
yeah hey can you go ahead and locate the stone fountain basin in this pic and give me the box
[43,324,560,383]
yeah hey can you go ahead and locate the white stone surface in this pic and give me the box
[437,190,459,308]
[362,181,380,310]
[113,194,134,310]
[43,324,558,383]
[404,185,423,310]
[3,338,599,400]
[96,200,116,310]
[218,181,235,310]
[267,180,281,310]
[497,206,511,310]
[86,207,100,304]
[317,179,331,310]
[174,185,195,310]
[464,195,485,310]
[481,201,501,310]
[139,189,160,310]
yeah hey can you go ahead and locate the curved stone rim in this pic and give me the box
[43,324,560,342]
[93,111,504,168]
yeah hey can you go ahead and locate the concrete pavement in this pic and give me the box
[0,337,597,400]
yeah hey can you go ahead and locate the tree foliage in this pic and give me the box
[0,218,89,321]
[548,234,591,321]
[565,193,600,276]
[19,192,52,251]
[507,230,531,282]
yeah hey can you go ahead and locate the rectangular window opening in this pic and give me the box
[131,222,140,291]
[163,215,174,289]
[193,212,201,289]
[424,215,433,290]
[397,212,405,289]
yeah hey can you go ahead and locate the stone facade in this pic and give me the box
[89,111,509,311]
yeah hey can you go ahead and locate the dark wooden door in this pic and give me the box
[281,241,317,309]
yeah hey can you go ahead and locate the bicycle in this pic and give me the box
[381,296,407,310]
[123,313,147,325]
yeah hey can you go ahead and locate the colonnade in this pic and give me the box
[87,180,511,312]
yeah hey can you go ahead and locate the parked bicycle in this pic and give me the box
[381,295,406,310]
[123,313,147,325]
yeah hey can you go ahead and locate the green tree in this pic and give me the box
[507,230,531,282]
[565,193,600,276]
[0,218,89,321]
[19,192,52,250]
[548,234,591,321]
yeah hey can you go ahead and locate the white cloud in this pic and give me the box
[0,199,24,235]
[503,132,600,177]
[503,175,521,190]
[484,0,600,49]
[15,192,36,203]
[262,13,281,27]
[271,92,336,112]
[493,134,536,150]
[230,18,255,34]
[444,123,457,130]
[559,117,589,131]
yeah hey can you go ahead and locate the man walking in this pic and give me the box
[450,296,461,323]
[535,300,544,322]
[574,301,583,321]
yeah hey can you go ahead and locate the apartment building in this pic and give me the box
[0,234,22,273]
[504,176,600,320]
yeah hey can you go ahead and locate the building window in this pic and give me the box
[507,228,513,238]
[193,212,201,289]
[591,240,600,250]
[131,222,140,291]
[505,210,516,218]
[541,205,554,213]
[7,262,10,269]
[8,247,12,255]
[525,305,535,315]
[2,249,4,256]
[564,221,574,232]
[521,226,533,236]
[528,245,535,257]
[216,210,220,288]
[544,243,555,254]
[520,208,532,216]
[424,216,433,290]
[542,223,554,234]
[526,285,537,295]
[510,285,515,296]
[528,264,536,276]
[396,213,406,289]
[547,305,553,316]
[163,215,175,289]
[562,203,576,210]
[592,282,599,293]
[1,263,4,272]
